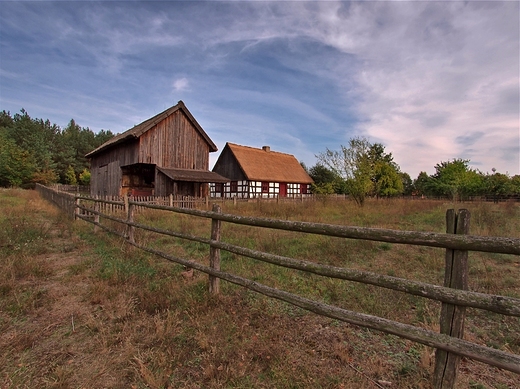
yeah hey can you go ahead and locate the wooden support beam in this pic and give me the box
[209,203,222,294]
[434,209,470,389]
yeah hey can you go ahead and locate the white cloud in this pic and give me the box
[172,78,189,92]
[1,1,517,177]
[298,1,519,176]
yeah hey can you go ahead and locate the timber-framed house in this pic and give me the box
[210,143,313,198]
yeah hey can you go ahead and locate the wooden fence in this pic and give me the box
[36,185,520,388]
[36,184,77,216]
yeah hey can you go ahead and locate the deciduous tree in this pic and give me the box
[316,137,403,205]
[428,159,482,201]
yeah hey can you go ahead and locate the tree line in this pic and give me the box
[1,109,518,203]
[307,137,520,205]
[0,109,114,187]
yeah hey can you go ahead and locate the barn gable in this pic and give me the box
[86,101,228,197]
[211,143,313,198]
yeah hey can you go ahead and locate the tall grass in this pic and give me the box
[2,192,519,389]
[0,189,76,316]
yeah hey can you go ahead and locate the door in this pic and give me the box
[279,183,287,197]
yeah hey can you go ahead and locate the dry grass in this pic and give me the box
[1,191,519,388]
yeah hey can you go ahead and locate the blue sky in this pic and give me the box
[1,1,518,178]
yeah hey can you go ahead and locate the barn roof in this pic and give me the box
[157,167,229,183]
[222,143,313,184]
[85,101,217,158]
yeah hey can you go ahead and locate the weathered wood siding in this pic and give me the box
[90,140,139,196]
[90,110,212,197]
[156,171,209,197]
[155,170,174,196]
[138,110,210,170]
[212,147,246,181]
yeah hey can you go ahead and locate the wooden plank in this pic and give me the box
[76,205,519,317]
[434,209,470,389]
[48,189,519,375]
[124,201,520,255]
[73,219,520,375]
[209,205,222,294]
[94,196,100,233]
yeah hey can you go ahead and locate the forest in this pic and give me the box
[1,109,519,202]
[0,109,114,187]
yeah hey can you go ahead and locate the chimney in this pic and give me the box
[262,146,270,152]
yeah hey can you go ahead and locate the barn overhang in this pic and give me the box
[157,167,229,183]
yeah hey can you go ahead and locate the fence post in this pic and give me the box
[94,196,100,233]
[433,209,470,389]
[74,196,80,220]
[209,204,222,295]
[125,194,135,244]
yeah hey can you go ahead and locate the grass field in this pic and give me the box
[1,189,519,388]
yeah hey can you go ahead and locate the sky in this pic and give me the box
[0,1,519,178]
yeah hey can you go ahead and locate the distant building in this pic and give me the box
[85,101,228,197]
[211,143,313,198]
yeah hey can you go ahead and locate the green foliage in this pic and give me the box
[0,109,114,188]
[413,172,430,196]
[0,131,36,187]
[427,159,483,200]
[65,165,77,185]
[316,137,404,205]
[315,136,519,201]
[400,172,413,196]
[79,168,91,185]
[511,175,520,195]
[31,169,59,186]
[372,161,403,197]
[308,164,347,194]
[413,163,519,200]
[484,172,513,198]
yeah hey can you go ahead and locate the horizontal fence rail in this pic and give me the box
[75,204,520,317]
[73,196,520,255]
[75,218,520,375]
[120,200,520,255]
[39,186,520,388]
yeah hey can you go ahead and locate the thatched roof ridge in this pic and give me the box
[85,101,217,158]
[225,143,313,184]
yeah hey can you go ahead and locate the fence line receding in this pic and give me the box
[35,184,520,389]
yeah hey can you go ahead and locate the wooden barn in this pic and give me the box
[210,143,313,198]
[85,101,228,197]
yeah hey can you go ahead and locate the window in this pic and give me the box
[261,182,269,193]
[230,181,238,193]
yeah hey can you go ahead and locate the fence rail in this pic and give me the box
[36,185,520,388]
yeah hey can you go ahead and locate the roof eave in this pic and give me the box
[85,100,218,158]
[85,133,137,158]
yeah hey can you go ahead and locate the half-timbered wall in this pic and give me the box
[210,181,311,198]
